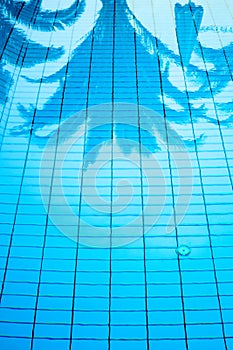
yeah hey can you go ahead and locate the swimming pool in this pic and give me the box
[0,0,233,349]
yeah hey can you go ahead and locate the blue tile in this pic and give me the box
[0,0,233,347]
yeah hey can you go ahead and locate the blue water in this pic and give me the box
[0,0,233,349]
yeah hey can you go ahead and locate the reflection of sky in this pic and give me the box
[0,1,233,348]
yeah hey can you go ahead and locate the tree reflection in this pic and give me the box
[175,1,204,67]
[0,0,86,107]
[3,0,233,146]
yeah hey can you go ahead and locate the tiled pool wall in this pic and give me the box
[0,0,233,349]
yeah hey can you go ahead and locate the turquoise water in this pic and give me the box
[0,0,233,349]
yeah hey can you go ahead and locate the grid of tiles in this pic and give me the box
[0,0,233,350]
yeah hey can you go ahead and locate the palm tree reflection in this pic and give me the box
[3,0,233,145]
[175,1,204,67]
[0,0,87,108]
